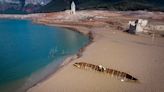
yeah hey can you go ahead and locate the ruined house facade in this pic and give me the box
[128,19,148,34]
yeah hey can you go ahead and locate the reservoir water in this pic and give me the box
[0,19,89,92]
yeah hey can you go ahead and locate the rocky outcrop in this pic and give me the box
[0,0,51,13]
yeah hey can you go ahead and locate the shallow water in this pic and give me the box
[0,19,89,92]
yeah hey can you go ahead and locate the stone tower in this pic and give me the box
[71,1,76,14]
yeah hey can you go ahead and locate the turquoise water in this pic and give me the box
[0,19,89,92]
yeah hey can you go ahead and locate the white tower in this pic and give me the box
[71,1,76,14]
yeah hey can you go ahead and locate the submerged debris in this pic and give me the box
[73,62,138,82]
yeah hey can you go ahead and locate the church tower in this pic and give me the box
[71,1,76,14]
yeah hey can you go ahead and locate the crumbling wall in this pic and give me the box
[128,19,148,34]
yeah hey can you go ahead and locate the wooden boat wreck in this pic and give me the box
[73,62,138,82]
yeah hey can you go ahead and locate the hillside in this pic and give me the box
[40,0,164,12]
[0,0,50,14]
[0,0,164,14]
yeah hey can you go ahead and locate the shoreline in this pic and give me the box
[23,20,94,92]
[25,25,93,92]
[0,16,93,92]
[0,17,93,92]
